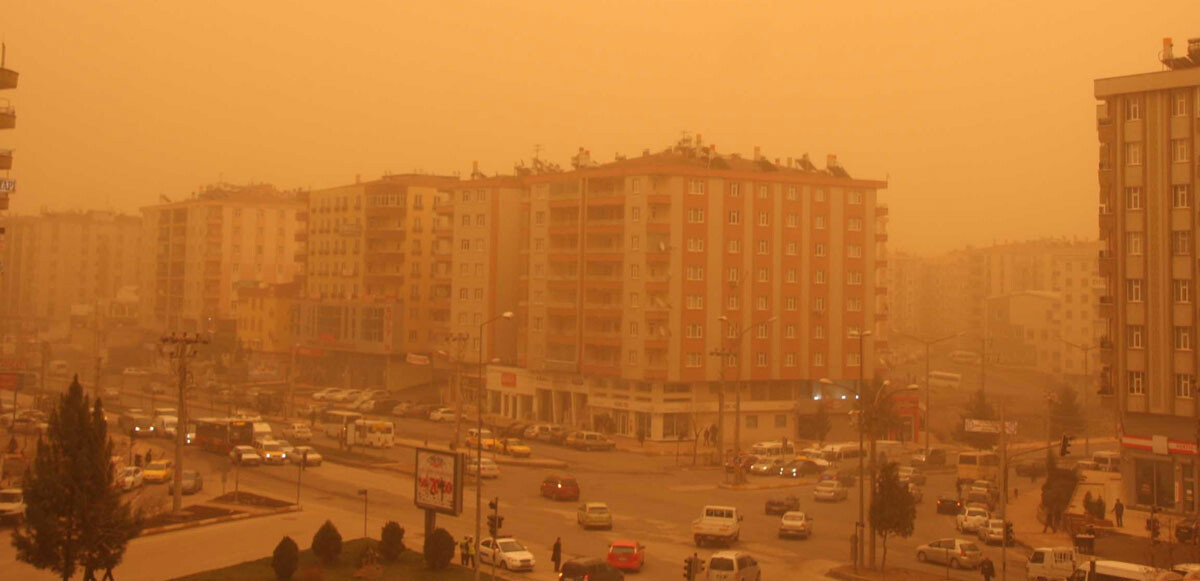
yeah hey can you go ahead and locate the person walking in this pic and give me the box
[552,537,562,572]
[1113,498,1125,527]
[459,536,469,566]
[463,536,475,567]
[702,427,710,447]
[980,556,995,581]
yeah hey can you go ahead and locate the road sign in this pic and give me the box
[964,419,1017,435]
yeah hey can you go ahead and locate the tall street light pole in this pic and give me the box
[1061,338,1095,455]
[474,311,513,581]
[896,331,963,456]
[160,332,207,515]
[712,315,776,465]
[821,376,865,571]
[440,333,469,449]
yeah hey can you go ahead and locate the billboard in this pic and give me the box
[414,448,463,515]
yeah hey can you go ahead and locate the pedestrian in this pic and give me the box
[702,427,710,447]
[1114,498,1125,527]
[1013,487,1019,499]
[460,536,470,566]
[464,536,475,567]
[145,448,152,464]
[980,556,995,581]
[552,537,562,572]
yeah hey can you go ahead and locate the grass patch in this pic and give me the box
[143,504,239,530]
[173,538,505,581]
[212,491,293,509]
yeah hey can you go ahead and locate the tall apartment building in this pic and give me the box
[1096,38,1200,512]
[489,139,889,444]
[0,52,16,211]
[140,183,304,334]
[0,211,142,335]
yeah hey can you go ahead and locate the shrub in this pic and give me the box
[311,520,343,565]
[423,527,455,570]
[272,536,300,581]
[380,521,406,561]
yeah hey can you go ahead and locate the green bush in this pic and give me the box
[311,520,343,565]
[380,521,406,561]
[272,536,300,581]
[423,527,455,570]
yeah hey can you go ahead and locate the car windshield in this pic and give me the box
[276,440,291,447]
[589,506,608,513]
[562,479,578,487]
[0,491,21,502]
[818,481,837,489]
[710,557,735,571]
[263,444,281,452]
[146,461,168,471]
[498,540,525,553]
[610,545,636,555]
[783,513,806,521]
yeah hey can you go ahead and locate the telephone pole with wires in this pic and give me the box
[160,333,208,514]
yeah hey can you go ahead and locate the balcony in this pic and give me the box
[876,232,888,242]
[1099,251,1114,277]
[337,223,362,236]
[1098,295,1114,317]
[364,272,406,284]
[1099,211,1114,233]
[366,227,407,241]
[876,204,888,217]
[549,198,580,209]
[647,220,671,233]
[0,149,11,170]
[0,67,17,90]
[586,193,624,207]
[365,204,407,218]
[0,106,14,130]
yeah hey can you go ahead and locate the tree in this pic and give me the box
[869,462,916,570]
[954,389,998,450]
[1041,458,1078,532]
[796,404,832,443]
[379,521,405,561]
[272,536,300,581]
[423,527,455,570]
[311,520,342,565]
[1049,384,1085,438]
[13,377,142,581]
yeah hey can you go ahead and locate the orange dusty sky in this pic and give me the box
[0,1,1196,253]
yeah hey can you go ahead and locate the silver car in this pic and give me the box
[915,538,983,569]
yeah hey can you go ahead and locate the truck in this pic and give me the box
[691,505,742,546]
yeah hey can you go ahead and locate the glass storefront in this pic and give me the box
[1134,458,1175,509]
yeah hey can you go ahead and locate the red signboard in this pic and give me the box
[0,373,20,391]
[501,372,516,387]
[406,353,431,365]
[0,359,26,371]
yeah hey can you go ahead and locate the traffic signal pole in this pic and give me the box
[1000,402,1007,581]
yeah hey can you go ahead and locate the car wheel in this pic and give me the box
[916,551,926,562]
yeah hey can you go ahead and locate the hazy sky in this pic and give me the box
[2,1,1196,253]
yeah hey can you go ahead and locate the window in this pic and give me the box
[814,325,825,339]
[847,353,862,367]
[686,295,704,310]
[757,240,769,254]
[728,296,739,310]
[813,297,825,312]
[1128,371,1146,395]
[786,186,798,200]
[815,216,826,229]
[728,210,741,225]
[1174,231,1192,256]
[686,266,704,281]
[728,268,739,282]
[784,354,796,367]
[756,353,767,367]
[628,322,640,336]
[1175,279,1191,303]
[786,213,797,228]
[729,183,740,197]
[786,269,797,283]
[685,323,703,339]
[1128,325,1145,349]
[687,237,703,252]
[1175,185,1192,208]
[1177,374,1195,398]
[757,185,768,199]
[848,191,863,204]
[476,214,486,226]
[687,208,705,223]
[814,189,826,202]
[745,415,758,429]
[1126,98,1141,120]
[1099,142,1111,170]
[630,264,641,279]
[785,324,796,338]
[1126,187,1143,210]
[815,270,826,284]
[756,296,767,311]
[756,268,769,282]
[1126,142,1142,166]
[627,350,638,365]
[1175,94,1189,117]
[690,180,706,195]
[757,212,769,226]
[631,178,641,194]
[848,271,863,285]
[848,245,862,258]
[461,215,470,226]
[1127,232,1143,255]
[629,292,640,308]
[848,218,863,231]
[847,298,863,312]
[1177,326,1193,351]
[1127,279,1143,302]
[814,353,825,367]
[727,239,740,253]
[785,242,797,255]
[815,243,827,257]
[535,211,545,225]
[685,353,702,367]
[1174,139,1190,163]
[631,235,641,251]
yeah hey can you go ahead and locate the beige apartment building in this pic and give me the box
[140,183,304,334]
[0,211,142,336]
[1096,38,1200,513]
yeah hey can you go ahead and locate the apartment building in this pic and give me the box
[484,139,889,444]
[1096,38,1200,512]
[140,183,304,334]
[0,54,16,211]
[0,211,142,335]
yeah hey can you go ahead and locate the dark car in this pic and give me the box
[369,399,402,414]
[911,448,948,468]
[725,454,759,474]
[779,459,823,478]
[168,469,204,495]
[1177,517,1200,543]
[559,557,624,581]
[936,494,962,515]
[540,475,581,501]
[765,495,801,515]
[547,426,569,445]
[404,403,439,419]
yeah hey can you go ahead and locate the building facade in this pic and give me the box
[1097,39,1200,513]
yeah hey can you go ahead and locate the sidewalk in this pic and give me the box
[1006,475,1070,552]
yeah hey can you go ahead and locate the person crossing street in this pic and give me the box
[552,537,562,572]
[980,556,995,581]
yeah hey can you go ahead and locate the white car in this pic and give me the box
[707,550,760,581]
[813,480,849,502]
[229,445,262,466]
[479,537,535,572]
[282,423,312,442]
[311,388,341,401]
[977,519,1010,545]
[122,367,150,376]
[466,457,501,479]
[118,466,144,491]
[0,488,26,524]
[273,439,296,457]
[428,407,458,422]
[778,511,812,539]
[956,506,990,533]
[290,446,323,466]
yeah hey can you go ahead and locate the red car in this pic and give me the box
[540,475,580,501]
[725,454,759,473]
[606,540,645,572]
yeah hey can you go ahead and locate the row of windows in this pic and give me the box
[683,351,856,369]
[691,181,867,204]
[1125,279,1191,302]
[1126,325,1195,350]
[1123,91,1200,121]
[1127,371,1197,398]
[1122,140,1192,166]
[1123,231,1193,256]
[1120,185,1192,209]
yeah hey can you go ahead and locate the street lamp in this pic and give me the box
[1060,339,1095,455]
[711,315,776,465]
[474,311,513,581]
[437,333,469,448]
[895,330,964,456]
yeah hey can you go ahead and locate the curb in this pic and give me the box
[139,505,301,537]
[718,478,815,490]
[825,564,868,581]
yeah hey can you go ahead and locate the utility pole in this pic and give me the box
[444,333,468,449]
[1061,339,1094,455]
[1000,401,1008,581]
[161,332,207,514]
[474,312,513,581]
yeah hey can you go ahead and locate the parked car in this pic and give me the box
[764,495,800,515]
[282,423,312,443]
[778,510,813,539]
[577,502,613,529]
[749,457,787,476]
[168,469,204,495]
[122,367,151,376]
[964,490,996,512]
[706,551,760,581]
[404,403,439,419]
[813,480,848,502]
[936,493,962,515]
[273,439,296,457]
[606,540,645,572]
[898,465,927,485]
[428,407,459,422]
[496,438,532,457]
[465,457,501,479]
[229,445,262,466]
[523,423,554,440]
[310,388,341,401]
[368,399,402,414]
[142,460,174,483]
[466,428,497,450]
[559,557,623,581]
[956,506,990,533]
[389,402,412,416]
[540,475,580,501]
[566,431,616,451]
[977,518,1011,545]
[478,537,535,572]
[118,466,145,490]
[290,446,323,466]
[0,488,26,525]
[914,538,983,569]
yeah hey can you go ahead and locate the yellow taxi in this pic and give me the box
[465,428,497,451]
[142,460,174,484]
[497,438,532,458]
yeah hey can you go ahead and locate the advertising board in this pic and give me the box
[414,447,463,515]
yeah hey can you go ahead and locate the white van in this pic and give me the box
[252,422,273,444]
[750,441,795,458]
[1092,451,1121,473]
[1026,546,1076,581]
[153,415,178,438]
[1069,560,1182,580]
[874,440,905,464]
[821,443,863,464]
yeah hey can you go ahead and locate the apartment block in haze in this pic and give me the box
[1096,37,1200,512]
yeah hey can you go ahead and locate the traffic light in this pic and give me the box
[487,514,498,537]
[1005,521,1014,543]
[1060,435,1073,456]
[694,556,705,577]
[488,498,498,511]
[683,556,693,580]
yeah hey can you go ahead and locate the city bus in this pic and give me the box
[193,417,254,454]
[319,410,364,439]
[350,419,395,448]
